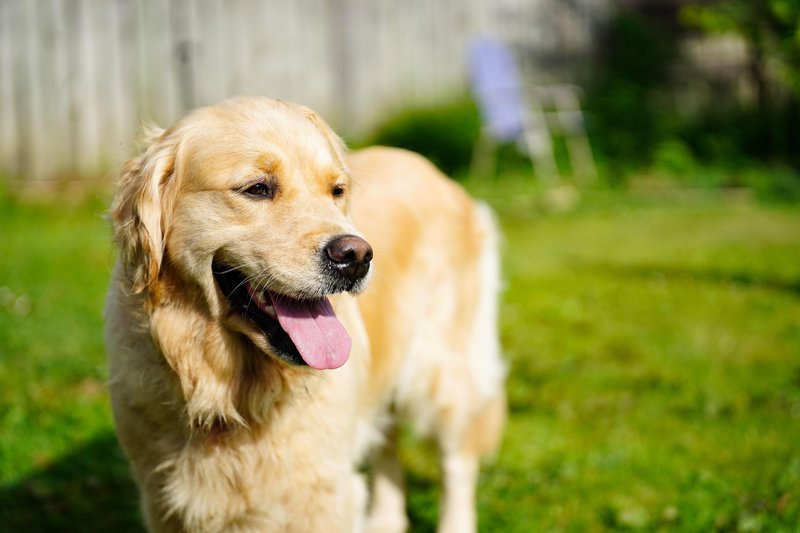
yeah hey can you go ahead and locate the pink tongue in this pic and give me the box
[267,292,351,370]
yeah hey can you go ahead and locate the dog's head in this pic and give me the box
[112,97,371,370]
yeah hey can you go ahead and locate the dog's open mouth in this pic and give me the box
[212,264,351,370]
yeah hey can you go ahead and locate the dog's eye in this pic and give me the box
[242,182,276,199]
[332,185,345,198]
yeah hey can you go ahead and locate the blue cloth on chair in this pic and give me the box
[468,37,527,142]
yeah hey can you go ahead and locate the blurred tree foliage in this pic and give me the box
[584,3,800,197]
[583,9,679,182]
[680,0,800,104]
[677,0,800,198]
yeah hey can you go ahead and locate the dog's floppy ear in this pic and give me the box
[111,126,179,294]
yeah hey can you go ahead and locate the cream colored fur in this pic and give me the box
[105,97,505,533]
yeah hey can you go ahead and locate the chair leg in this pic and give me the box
[566,133,598,184]
[521,127,558,185]
[522,96,559,185]
[551,86,598,184]
[470,130,497,178]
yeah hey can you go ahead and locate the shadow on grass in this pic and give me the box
[405,468,438,533]
[0,433,142,532]
[0,432,446,533]
[577,260,800,297]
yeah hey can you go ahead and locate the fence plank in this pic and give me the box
[0,1,18,177]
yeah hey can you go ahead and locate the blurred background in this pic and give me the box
[2,0,800,191]
[1,0,799,531]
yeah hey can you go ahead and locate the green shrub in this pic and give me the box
[364,99,481,177]
[742,166,800,203]
[652,138,698,179]
[680,103,800,169]
[583,9,678,182]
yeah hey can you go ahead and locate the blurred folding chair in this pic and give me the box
[538,83,598,184]
[467,37,597,184]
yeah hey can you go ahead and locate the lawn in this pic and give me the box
[1,179,799,532]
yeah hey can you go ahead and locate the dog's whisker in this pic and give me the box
[213,259,267,276]
[229,269,268,296]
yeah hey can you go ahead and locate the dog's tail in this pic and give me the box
[465,202,507,455]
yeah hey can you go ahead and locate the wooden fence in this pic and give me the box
[0,0,609,183]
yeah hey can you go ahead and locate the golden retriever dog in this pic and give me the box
[105,96,505,533]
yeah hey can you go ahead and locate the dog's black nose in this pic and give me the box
[325,235,373,281]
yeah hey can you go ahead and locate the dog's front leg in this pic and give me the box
[366,424,408,533]
[438,450,479,533]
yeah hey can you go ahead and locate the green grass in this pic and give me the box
[0,194,141,531]
[1,180,799,531]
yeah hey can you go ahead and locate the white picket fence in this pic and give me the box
[0,0,609,183]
